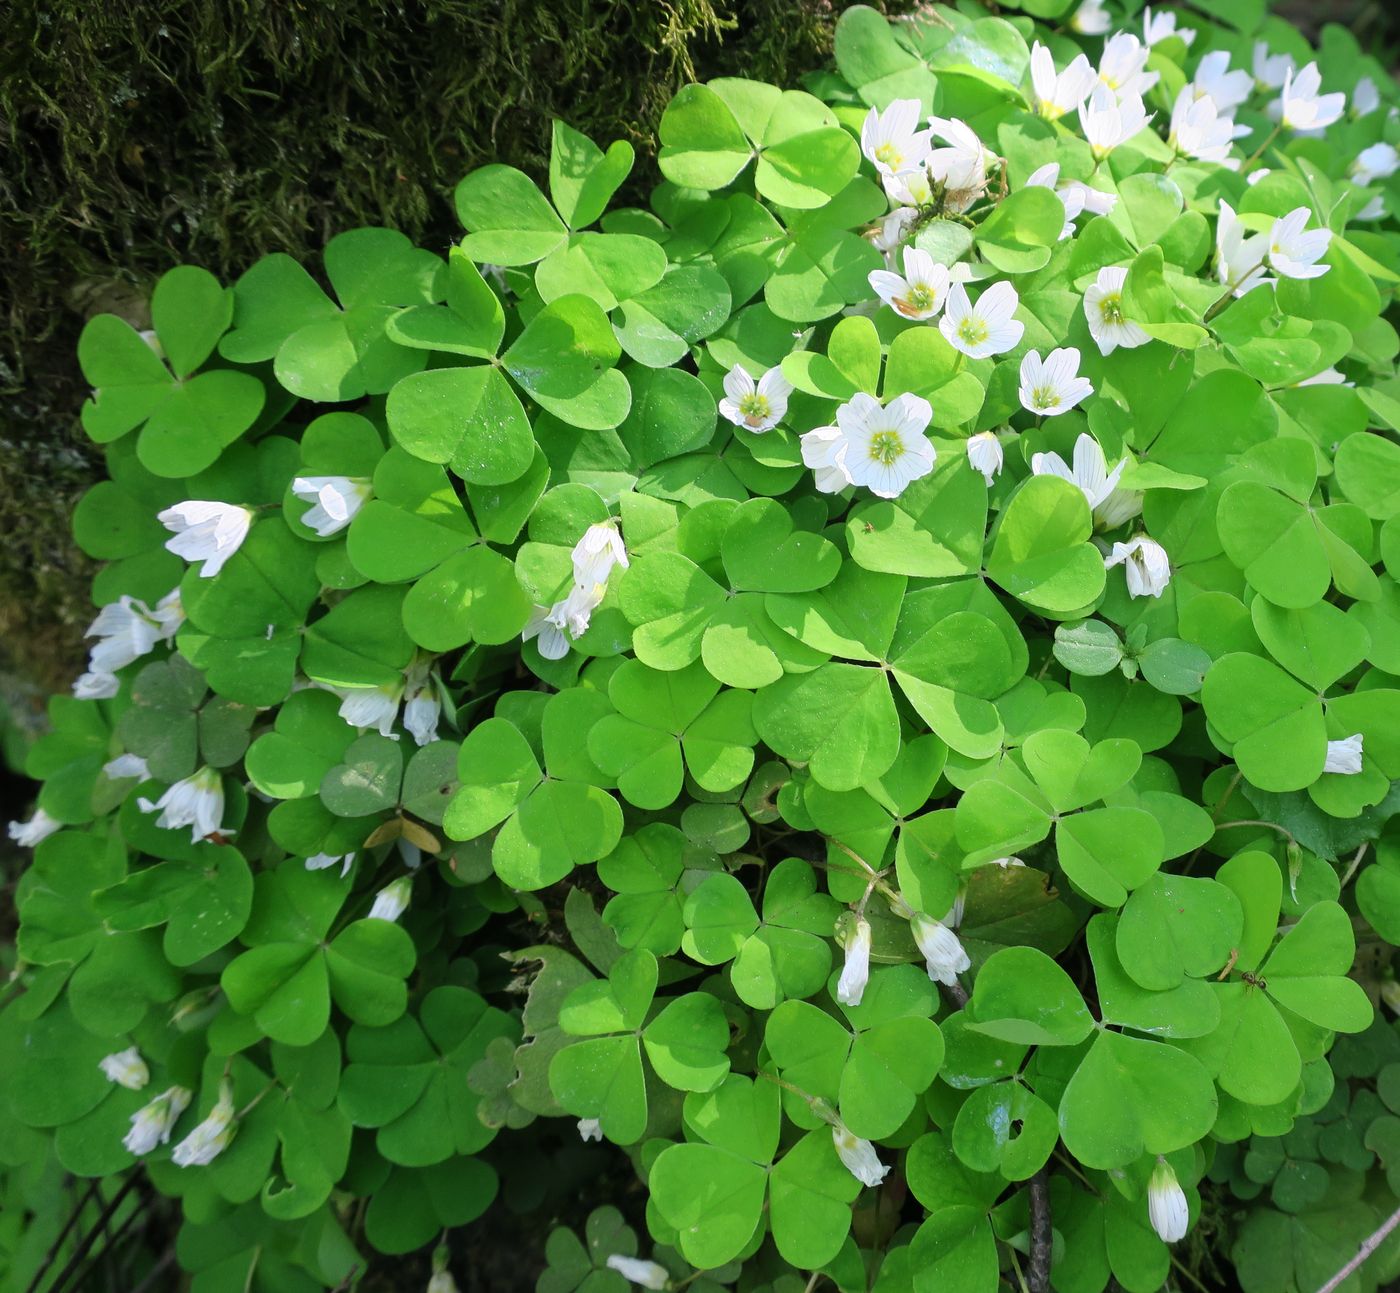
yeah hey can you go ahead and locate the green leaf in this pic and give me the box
[549,121,635,230]
[455,165,568,265]
[1059,1030,1217,1169]
[1201,653,1326,792]
[1116,874,1242,990]
[987,476,1106,615]
[965,946,1094,1046]
[386,365,535,486]
[658,83,753,190]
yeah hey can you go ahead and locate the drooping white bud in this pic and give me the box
[123,1085,192,1156]
[137,766,226,844]
[832,1123,891,1187]
[171,1082,238,1167]
[99,1046,150,1091]
[8,807,62,848]
[1147,1158,1190,1243]
[605,1255,670,1290]
[369,876,412,923]
[1323,734,1364,775]
[157,501,254,578]
[910,912,971,985]
[836,917,872,1007]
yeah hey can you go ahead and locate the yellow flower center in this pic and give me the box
[1098,293,1124,325]
[958,316,990,347]
[896,283,937,317]
[868,430,906,466]
[874,142,902,169]
[1031,385,1060,410]
[738,392,772,426]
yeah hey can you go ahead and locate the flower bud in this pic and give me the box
[836,916,872,1007]
[1148,1158,1190,1243]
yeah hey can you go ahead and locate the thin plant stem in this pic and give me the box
[1239,122,1283,175]
[1313,1202,1400,1293]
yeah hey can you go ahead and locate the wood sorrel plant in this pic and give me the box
[7,2,1400,1290]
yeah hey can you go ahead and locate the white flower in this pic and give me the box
[883,165,935,208]
[402,677,442,747]
[150,587,185,641]
[966,431,1004,486]
[1148,1159,1190,1243]
[869,246,951,321]
[551,581,607,639]
[910,911,971,985]
[1353,76,1381,117]
[8,807,62,848]
[1030,43,1097,121]
[1215,201,1272,297]
[925,116,989,209]
[171,1083,238,1167]
[1189,50,1252,115]
[137,766,226,844]
[1032,433,1143,530]
[1070,182,1117,217]
[808,393,936,500]
[291,476,372,537]
[103,753,150,781]
[427,1271,461,1293]
[719,365,792,433]
[369,876,412,922]
[1105,536,1171,598]
[523,605,571,660]
[1097,33,1158,99]
[605,1256,670,1290]
[1268,207,1331,280]
[1253,43,1294,92]
[1084,266,1151,356]
[73,670,120,699]
[1026,162,1080,239]
[337,681,405,738]
[993,856,1026,869]
[943,887,966,929]
[578,1118,603,1142]
[1143,6,1195,46]
[869,207,919,260]
[306,851,355,877]
[123,1085,192,1156]
[1323,734,1365,775]
[157,501,253,578]
[861,99,931,176]
[836,917,872,1007]
[1069,0,1111,36]
[1352,143,1400,186]
[85,595,168,674]
[1019,348,1093,416]
[800,426,852,495]
[1280,62,1345,132]
[1080,86,1152,160]
[941,281,1024,359]
[1356,195,1388,222]
[99,1046,150,1091]
[1169,87,1239,165]
[572,521,629,588]
[1296,368,1350,388]
[833,1124,891,1187]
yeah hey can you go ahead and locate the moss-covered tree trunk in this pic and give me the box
[1,0,908,704]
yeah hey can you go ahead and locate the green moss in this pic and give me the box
[0,0,912,691]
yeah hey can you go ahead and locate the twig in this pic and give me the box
[1340,842,1370,889]
[1027,1170,1052,1293]
[1314,1203,1400,1293]
[42,1173,141,1293]
[939,979,970,1009]
[128,1248,177,1293]
[24,1178,101,1293]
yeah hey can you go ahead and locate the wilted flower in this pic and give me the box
[137,767,226,844]
[291,475,372,537]
[1148,1159,1190,1243]
[1279,62,1345,132]
[157,501,253,578]
[369,875,412,922]
[868,207,920,261]
[832,1123,891,1187]
[1032,433,1143,530]
[605,1255,670,1290]
[124,1086,192,1156]
[1323,734,1364,775]
[925,116,989,209]
[910,911,971,985]
[836,916,872,1007]
[1268,207,1332,279]
[1105,536,1172,598]
[1084,266,1151,356]
[718,364,792,432]
[860,99,931,176]
[171,1082,238,1167]
[1019,348,1093,416]
[966,431,1005,486]
[99,1047,150,1091]
[941,281,1024,359]
[8,807,62,848]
